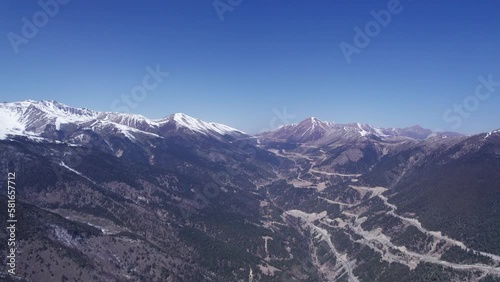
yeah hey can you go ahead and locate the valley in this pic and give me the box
[258,117,500,281]
[0,100,499,281]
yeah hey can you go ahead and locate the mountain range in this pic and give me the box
[1,100,499,282]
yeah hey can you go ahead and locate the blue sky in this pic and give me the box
[1,0,499,134]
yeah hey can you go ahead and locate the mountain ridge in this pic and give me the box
[0,100,246,141]
[0,100,468,143]
[1,100,500,281]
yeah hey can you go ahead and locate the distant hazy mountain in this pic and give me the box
[258,116,461,144]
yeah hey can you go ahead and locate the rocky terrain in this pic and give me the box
[0,100,499,281]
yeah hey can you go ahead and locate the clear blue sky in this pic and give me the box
[1,0,499,134]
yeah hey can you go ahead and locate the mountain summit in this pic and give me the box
[0,100,245,141]
[1,100,499,281]
[259,117,456,144]
[0,101,461,145]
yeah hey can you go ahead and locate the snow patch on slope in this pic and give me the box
[0,100,245,141]
[484,129,500,139]
[169,113,245,136]
[0,107,25,139]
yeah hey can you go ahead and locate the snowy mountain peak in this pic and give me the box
[167,113,245,136]
[266,117,338,142]
[0,100,100,138]
[296,117,335,131]
[484,129,500,139]
[299,117,334,126]
[259,116,458,144]
[169,112,190,119]
[0,101,246,141]
[305,117,320,124]
[168,113,198,124]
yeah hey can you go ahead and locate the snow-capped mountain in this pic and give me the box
[2,100,500,282]
[259,117,459,144]
[0,100,246,142]
[0,100,97,138]
[0,101,463,145]
[269,117,336,142]
[484,129,500,140]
